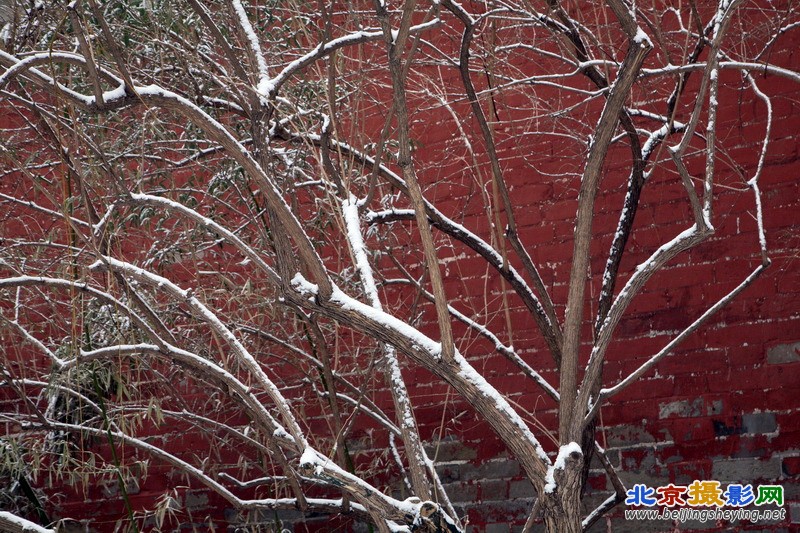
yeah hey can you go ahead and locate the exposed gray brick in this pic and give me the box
[463,458,520,481]
[100,476,140,498]
[711,457,781,482]
[603,425,655,447]
[617,448,668,487]
[767,342,800,364]
[235,507,305,528]
[594,448,621,469]
[742,412,778,434]
[426,440,478,462]
[509,479,536,499]
[183,490,209,510]
[485,523,510,533]
[451,505,468,524]
[783,479,800,500]
[443,481,478,503]
[707,399,724,415]
[480,479,508,501]
[791,502,800,524]
[435,462,464,483]
[617,470,667,489]
[659,398,703,419]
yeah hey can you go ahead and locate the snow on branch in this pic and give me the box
[1,1,797,530]
[88,256,308,446]
[0,512,54,533]
[127,193,280,284]
[287,275,552,479]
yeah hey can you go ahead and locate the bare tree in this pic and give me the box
[0,0,796,531]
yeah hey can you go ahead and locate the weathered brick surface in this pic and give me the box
[1,3,798,533]
[389,43,800,529]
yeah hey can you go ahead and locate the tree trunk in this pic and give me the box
[541,452,584,533]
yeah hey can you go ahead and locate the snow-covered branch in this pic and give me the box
[1,1,795,530]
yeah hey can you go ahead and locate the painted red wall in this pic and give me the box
[385,37,800,533]
[1,4,798,532]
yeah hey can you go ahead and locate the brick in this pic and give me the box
[741,412,778,434]
[726,343,768,367]
[541,200,578,221]
[463,458,521,481]
[712,417,744,437]
[99,477,141,498]
[659,398,704,419]
[707,365,794,392]
[442,482,477,503]
[666,458,710,485]
[706,399,724,416]
[509,479,536,499]
[480,479,509,501]
[602,424,657,448]
[617,451,668,487]
[426,440,478,462]
[608,375,675,401]
[669,417,717,443]
[473,500,531,524]
[791,502,800,525]
[598,398,659,426]
[711,457,782,482]
[775,411,800,437]
[766,342,800,364]
[435,462,465,483]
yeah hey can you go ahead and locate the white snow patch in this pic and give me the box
[633,27,652,47]
[328,283,442,357]
[291,273,319,299]
[0,511,55,532]
[257,78,275,98]
[544,442,582,493]
[387,521,411,533]
[230,0,268,80]
[342,196,381,308]
[299,447,324,475]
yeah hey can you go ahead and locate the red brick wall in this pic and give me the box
[351,8,800,530]
[1,2,798,532]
